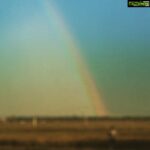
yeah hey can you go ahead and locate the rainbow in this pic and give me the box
[42,0,108,116]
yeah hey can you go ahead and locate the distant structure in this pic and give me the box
[32,118,38,127]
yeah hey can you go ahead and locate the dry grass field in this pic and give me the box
[0,118,150,149]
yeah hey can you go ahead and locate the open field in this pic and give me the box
[0,118,150,149]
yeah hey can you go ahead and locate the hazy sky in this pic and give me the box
[0,0,150,117]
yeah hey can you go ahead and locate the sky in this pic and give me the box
[0,0,150,117]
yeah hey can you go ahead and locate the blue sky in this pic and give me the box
[53,0,150,116]
[0,0,150,116]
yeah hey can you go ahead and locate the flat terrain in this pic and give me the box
[0,118,150,149]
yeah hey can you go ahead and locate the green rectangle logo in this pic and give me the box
[128,0,150,7]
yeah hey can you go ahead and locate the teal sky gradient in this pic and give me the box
[54,0,150,116]
[0,0,150,116]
